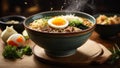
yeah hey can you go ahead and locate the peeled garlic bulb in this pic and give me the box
[1,26,18,42]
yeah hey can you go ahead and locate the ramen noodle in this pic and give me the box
[29,15,93,33]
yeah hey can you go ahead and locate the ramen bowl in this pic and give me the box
[24,11,96,57]
[0,15,26,33]
[94,13,120,39]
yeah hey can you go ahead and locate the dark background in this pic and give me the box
[0,0,120,17]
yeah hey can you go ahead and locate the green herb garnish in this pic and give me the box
[69,18,89,29]
[22,46,32,55]
[2,45,32,59]
[107,43,120,64]
[69,18,82,26]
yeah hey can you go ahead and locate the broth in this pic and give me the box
[29,15,93,33]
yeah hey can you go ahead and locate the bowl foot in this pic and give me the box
[32,39,103,66]
[45,49,76,57]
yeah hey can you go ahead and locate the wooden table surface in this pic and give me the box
[0,30,120,68]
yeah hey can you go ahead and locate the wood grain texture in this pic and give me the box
[33,39,103,66]
[0,30,113,68]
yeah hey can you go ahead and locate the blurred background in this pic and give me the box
[0,0,120,17]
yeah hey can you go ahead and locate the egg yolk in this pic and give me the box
[7,40,18,46]
[52,17,66,26]
[16,36,24,43]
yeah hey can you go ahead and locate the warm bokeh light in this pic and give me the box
[0,0,120,17]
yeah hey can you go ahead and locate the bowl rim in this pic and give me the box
[0,15,26,24]
[24,11,96,35]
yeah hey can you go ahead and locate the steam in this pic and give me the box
[48,0,96,14]
[60,0,96,14]
[65,0,89,11]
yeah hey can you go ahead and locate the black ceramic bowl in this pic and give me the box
[24,11,96,57]
[94,13,120,39]
[0,15,26,33]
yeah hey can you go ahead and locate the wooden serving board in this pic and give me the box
[33,39,104,66]
[0,38,112,68]
[0,30,113,68]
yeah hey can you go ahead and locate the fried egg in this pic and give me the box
[48,17,69,29]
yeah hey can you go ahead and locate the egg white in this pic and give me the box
[7,34,25,46]
[48,17,69,29]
